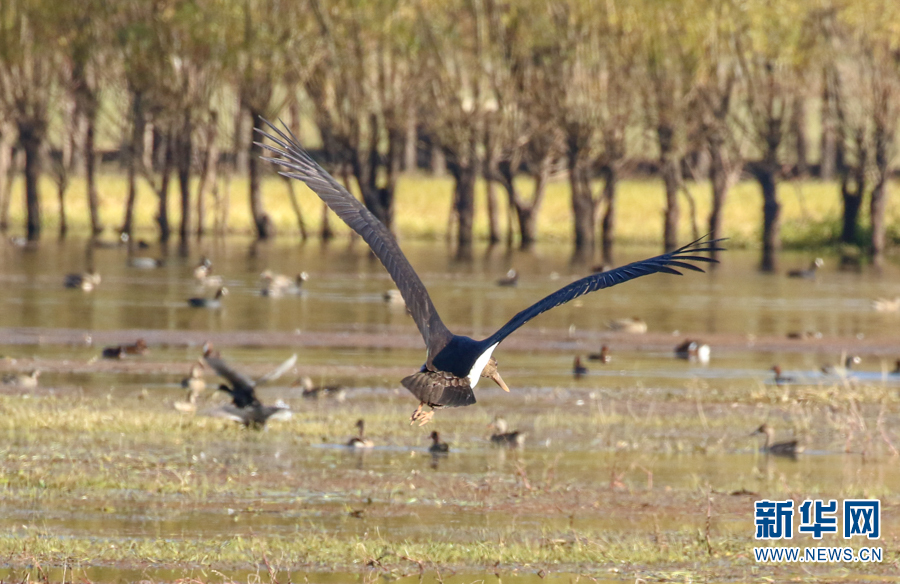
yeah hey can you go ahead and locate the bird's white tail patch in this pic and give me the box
[468,343,499,389]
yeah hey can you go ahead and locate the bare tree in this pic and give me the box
[417,0,486,255]
[481,2,566,250]
[692,1,744,260]
[0,0,60,240]
[639,2,701,252]
[231,0,298,239]
[304,0,416,233]
[58,0,110,237]
[735,1,811,271]
[48,88,78,238]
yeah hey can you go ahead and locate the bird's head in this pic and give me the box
[217,384,233,396]
[752,423,772,437]
[429,431,440,442]
[480,357,509,392]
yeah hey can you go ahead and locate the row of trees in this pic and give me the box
[0,0,898,268]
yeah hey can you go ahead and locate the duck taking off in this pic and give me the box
[203,346,297,429]
[257,120,724,425]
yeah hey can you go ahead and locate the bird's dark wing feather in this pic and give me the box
[484,236,725,346]
[255,119,453,356]
[204,353,258,396]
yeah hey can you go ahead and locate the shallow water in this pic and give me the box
[3,238,900,339]
[1,238,899,582]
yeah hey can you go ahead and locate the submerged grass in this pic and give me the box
[6,173,899,249]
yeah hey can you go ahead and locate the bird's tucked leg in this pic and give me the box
[410,402,435,426]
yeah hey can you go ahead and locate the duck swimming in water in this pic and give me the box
[188,287,228,309]
[102,339,149,359]
[260,270,308,297]
[257,120,723,425]
[587,345,611,363]
[489,417,525,448]
[787,258,824,279]
[64,271,101,291]
[1,369,40,388]
[752,423,803,458]
[821,355,861,377]
[428,431,450,454]
[347,419,374,448]
[607,317,648,334]
[674,340,710,363]
[573,356,588,379]
[771,365,795,385]
[497,269,519,287]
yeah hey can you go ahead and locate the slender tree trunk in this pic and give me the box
[57,181,68,239]
[177,112,192,242]
[707,135,737,260]
[790,96,809,177]
[483,126,501,245]
[84,109,102,236]
[431,143,446,177]
[569,162,596,260]
[452,161,477,254]
[657,124,682,252]
[234,106,249,176]
[0,138,14,232]
[485,177,500,245]
[840,181,863,244]
[840,131,866,245]
[753,161,780,272]
[404,112,417,172]
[196,111,219,237]
[870,112,891,263]
[248,111,273,239]
[157,134,173,243]
[122,91,144,236]
[600,165,618,265]
[18,121,45,241]
[820,70,837,180]
[283,179,308,239]
[516,171,548,250]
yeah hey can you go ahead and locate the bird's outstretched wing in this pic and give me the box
[255,119,453,357]
[203,353,256,392]
[256,353,297,385]
[484,236,725,346]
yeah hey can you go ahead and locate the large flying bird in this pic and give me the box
[257,120,723,425]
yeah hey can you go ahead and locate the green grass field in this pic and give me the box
[5,172,899,249]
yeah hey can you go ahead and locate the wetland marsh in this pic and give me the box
[1,240,899,583]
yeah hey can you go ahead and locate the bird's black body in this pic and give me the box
[256,119,725,421]
[431,336,486,377]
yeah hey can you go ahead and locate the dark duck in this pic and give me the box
[753,423,803,458]
[257,120,724,425]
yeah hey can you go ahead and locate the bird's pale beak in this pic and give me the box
[490,371,510,392]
